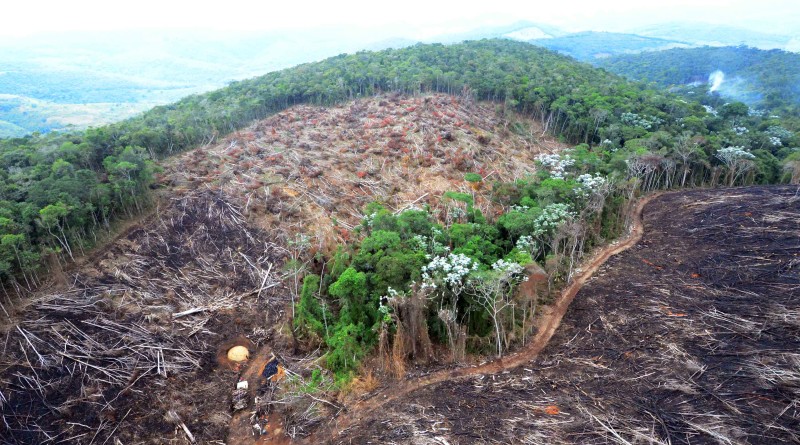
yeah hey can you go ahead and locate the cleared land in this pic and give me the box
[329,186,800,444]
[0,94,563,444]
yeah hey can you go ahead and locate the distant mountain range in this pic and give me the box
[0,21,797,137]
[597,46,800,111]
[631,22,797,50]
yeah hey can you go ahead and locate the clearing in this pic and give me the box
[0,93,565,444]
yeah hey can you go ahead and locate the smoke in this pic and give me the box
[708,70,725,93]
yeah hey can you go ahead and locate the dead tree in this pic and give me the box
[437,308,466,363]
[466,269,522,358]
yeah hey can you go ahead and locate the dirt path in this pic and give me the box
[227,192,658,444]
[330,185,800,444]
[266,192,660,444]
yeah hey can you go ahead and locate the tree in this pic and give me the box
[38,202,73,260]
[466,260,525,357]
[719,101,749,121]
[328,267,369,326]
[294,274,327,340]
[1,233,32,289]
[715,146,756,186]
[671,133,702,187]
[782,151,800,184]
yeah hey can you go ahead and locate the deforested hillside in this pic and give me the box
[2,39,798,295]
[1,38,799,445]
[0,93,564,444]
[331,186,800,445]
[165,93,565,246]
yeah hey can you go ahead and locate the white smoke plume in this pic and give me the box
[708,70,725,93]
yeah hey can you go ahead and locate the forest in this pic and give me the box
[532,31,686,61]
[598,46,800,112]
[0,38,797,311]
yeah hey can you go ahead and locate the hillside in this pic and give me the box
[1,38,798,444]
[0,28,415,137]
[0,93,564,444]
[631,22,795,49]
[598,46,800,111]
[0,38,718,292]
[333,186,800,445]
[165,94,564,244]
[6,20,794,138]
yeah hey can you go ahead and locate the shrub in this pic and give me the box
[325,323,368,374]
[294,274,326,339]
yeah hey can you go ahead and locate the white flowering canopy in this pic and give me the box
[715,146,755,165]
[535,153,574,179]
[421,253,479,290]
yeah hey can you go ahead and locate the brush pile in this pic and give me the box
[1,189,286,444]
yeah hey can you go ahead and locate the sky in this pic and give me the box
[3,0,799,38]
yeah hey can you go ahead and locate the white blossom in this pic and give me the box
[362,212,377,228]
[515,235,535,252]
[575,173,606,197]
[422,253,479,290]
[620,112,663,130]
[767,126,793,140]
[533,203,575,237]
[412,230,449,257]
[536,153,575,179]
[715,146,755,164]
[491,259,524,276]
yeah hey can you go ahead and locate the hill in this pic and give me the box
[1,39,797,301]
[0,28,415,137]
[333,186,800,445]
[0,92,565,444]
[531,31,689,61]
[1,39,798,443]
[3,21,796,138]
[598,46,800,111]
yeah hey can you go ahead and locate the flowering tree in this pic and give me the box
[575,173,611,213]
[466,259,526,357]
[715,146,756,186]
[532,203,576,251]
[421,252,479,310]
[535,153,575,179]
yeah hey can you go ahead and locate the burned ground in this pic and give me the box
[0,190,289,444]
[333,186,800,444]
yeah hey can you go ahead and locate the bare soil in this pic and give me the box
[326,186,800,444]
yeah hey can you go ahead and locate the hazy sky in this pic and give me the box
[3,0,799,37]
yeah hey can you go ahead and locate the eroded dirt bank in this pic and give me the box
[328,186,800,444]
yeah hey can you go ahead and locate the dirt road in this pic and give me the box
[299,192,663,443]
[329,186,800,444]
